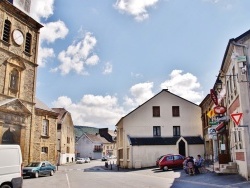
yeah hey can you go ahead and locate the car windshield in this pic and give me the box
[26,162,40,167]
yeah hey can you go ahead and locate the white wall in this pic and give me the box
[130,145,177,168]
[76,135,102,160]
[118,90,204,169]
[123,91,202,138]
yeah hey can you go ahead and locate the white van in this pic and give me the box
[0,145,23,188]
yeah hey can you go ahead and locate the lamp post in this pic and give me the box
[215,79,223,93]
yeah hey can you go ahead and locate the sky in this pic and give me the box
[14,0,250,130]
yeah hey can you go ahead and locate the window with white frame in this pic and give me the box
[153,126,161,136]
[42,119,49,136]
[234,128,243,150]
[173,126,180,136]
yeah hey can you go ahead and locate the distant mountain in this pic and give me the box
[74,125,99,141]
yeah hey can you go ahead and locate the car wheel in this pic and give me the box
[163,166,169,171]
[50,170,54,176]
[0,184,12,188]
[34,171,39,178]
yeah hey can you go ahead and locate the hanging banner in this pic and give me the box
[210,89,218,105]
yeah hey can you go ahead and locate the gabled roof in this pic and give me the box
[52,108,68,124]
[129,136,204,146]
[35,98,55,113]
[76,132,110,144]
[116,89,199,126]
[0,98,31,114]
[217,29,250,86]
[85,133,102,142]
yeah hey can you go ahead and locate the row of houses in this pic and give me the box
[114,29,250,180]
[2,0,250,180]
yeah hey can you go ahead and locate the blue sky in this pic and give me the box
[16,0,250,129]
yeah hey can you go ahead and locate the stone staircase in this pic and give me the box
[214,162,238,174]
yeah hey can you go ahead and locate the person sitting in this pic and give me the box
[183,157,189,174]
[187,156,195,175]
[195,155,204,173]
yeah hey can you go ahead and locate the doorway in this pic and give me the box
[2,129,16,144]
[178,139,186,157]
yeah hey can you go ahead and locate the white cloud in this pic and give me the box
[52,94,125,129]
[51,70,204,128]
[28,1,69,67]
[131,72,143,78]
[114,0,159,21]
[123,82,154,109]
[30,0,54,22]
[54,32,99,75]
[160,70,204,104]
[37,47,55,67]
[40,21,69,44]
[103,62,113,75]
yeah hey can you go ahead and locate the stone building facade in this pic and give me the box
[52,108,75,164]
[0,0,58,165]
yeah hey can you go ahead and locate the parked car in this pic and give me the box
[101,156,108,161]
[156,154,174,166]
[158,154,185,171]
[84,157,91,163]
[22,161,56,178]
[76,158,85,164]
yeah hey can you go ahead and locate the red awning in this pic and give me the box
[215,122,225,131]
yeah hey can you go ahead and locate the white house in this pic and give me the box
[76,133,105,160]
[116,89,204,169]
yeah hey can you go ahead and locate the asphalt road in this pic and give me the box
[23,159,250,188]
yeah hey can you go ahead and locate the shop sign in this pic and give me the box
[237,56,246,62]
[210,89,218,105]
[209,121,218,125]
[216,116,229,122]
[208,128,216,135]
[214,106,226,114]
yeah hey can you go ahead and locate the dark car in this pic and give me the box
[158,154,185,171]
[101,156,108,161]
[22,161,56,178]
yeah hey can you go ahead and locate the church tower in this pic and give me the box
[0,0,43,164]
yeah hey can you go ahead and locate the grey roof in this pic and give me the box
[129,136,204,146]
[35,98,55,113]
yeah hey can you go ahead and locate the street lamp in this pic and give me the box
[215,79,223,93]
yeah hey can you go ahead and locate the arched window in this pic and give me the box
[9,69,19,90]
[25,33,32,53]
[2,19,11,43]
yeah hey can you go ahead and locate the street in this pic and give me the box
[23,159,250,188]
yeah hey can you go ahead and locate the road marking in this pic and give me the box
[65,173,71,188]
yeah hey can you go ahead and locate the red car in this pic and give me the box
[158,154,185,171]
